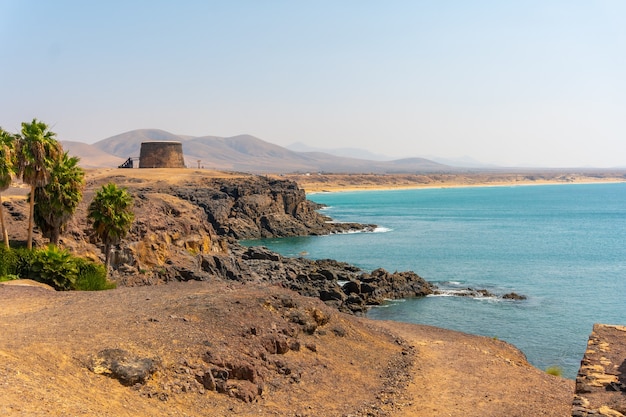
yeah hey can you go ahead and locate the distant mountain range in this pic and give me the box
[286,142,500,168]
[62,128,462,173]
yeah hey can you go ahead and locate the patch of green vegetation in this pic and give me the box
[0,246,18,276]
[31,245,79,290]
[0,274,19,282]
[545,366,563,377]
[74,257,116,291]
[0,246,114,291]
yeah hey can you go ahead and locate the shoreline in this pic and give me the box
[275,173,626,194]
[306,179,626,194]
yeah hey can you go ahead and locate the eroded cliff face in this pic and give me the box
[169,176,374,239]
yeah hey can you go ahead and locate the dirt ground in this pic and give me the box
[0,280,574,417]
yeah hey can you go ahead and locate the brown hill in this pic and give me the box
[71,128,450,173]
[61,141,125,168]
[93,128,186,158]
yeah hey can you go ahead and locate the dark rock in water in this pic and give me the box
[432,287,527,301]
[228,245,434,314]
[476,289,495,297]
[89,348,157,386]
[435,288,495,298]
[502,292,527,300]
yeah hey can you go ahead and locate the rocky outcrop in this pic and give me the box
[573,324,626,416]
[231,245,434,314]
[170,176,375,239]
[40,173,431,313]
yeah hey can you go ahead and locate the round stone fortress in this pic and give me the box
[139,141,186,168]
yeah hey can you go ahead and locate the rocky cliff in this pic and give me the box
[41,170,431,314]
[168,176,375,239]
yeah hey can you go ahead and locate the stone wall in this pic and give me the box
[139,141,185,168]
[572,324,626,416]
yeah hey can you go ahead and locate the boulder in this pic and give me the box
[89,348,157,386]
[503,292,527,300]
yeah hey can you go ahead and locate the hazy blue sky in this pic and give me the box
[1,1,625,167]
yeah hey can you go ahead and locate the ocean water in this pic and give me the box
[243,183,626,378]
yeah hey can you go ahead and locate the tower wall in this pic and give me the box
[139,141,185,168]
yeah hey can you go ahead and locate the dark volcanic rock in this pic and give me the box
[89,348,158,386]
[230,245,434,314]
[60,173,433,313]
[171,177,376,239]
[502,292,527,300]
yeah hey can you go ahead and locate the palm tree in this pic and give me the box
[88,183,134,267]
[33,152,85,245]
[0,127,16,249]
[16,119,63,249]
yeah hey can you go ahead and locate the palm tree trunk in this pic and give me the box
[27,188,35,250]
[104,243,111,268]
[50,227,60,246]
[0,193,9,249]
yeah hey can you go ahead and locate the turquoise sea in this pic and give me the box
[244,182,626,379]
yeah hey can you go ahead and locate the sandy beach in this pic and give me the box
[275,171,626,193]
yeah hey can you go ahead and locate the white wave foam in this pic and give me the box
[329,228,379,235]
[429,289,500,301]
[330,229,365,235]
[322,223,390,234]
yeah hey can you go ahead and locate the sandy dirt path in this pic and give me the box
[373,321,575,417]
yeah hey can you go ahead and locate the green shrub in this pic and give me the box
[0,274,19,282]
[74,258,116,291]
[31,245,78,291]
[546,366,563,377]
[0,246,18,276]
[13,248,36,279]
[1,246,114,291]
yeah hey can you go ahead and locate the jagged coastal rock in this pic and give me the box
[169,176,376,239]
[58,173,430,313]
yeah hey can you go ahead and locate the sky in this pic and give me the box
[1,1,625,168]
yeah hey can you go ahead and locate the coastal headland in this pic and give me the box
[3,168,619,416]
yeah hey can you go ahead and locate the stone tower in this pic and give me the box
[139,141,185,168]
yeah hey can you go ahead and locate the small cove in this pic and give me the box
[243,183,626,378]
